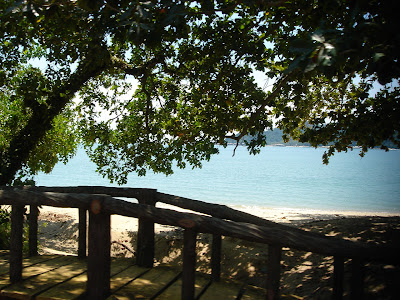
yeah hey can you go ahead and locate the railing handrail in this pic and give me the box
[18,185,282,227]
[0,186,398,263]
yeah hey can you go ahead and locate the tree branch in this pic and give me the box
[111,55,165,78]
[111,240,135,255]
[187,0,288,16]
[0,46,112,185]
[225,72,294,145]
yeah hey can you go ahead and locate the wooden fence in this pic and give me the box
[0,186,398,299]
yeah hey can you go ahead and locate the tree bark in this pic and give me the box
[0,47,111,186]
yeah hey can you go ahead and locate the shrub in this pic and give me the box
[0,206,31,252]
[0,206,11,249]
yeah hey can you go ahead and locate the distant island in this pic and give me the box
[227,128,399,149]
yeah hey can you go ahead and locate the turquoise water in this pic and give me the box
[35,146,400,213]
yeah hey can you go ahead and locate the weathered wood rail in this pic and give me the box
[0,185,398,299]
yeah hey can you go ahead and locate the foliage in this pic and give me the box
[0,206,33,252]
[0,0,399,185]
[0,206,11,249]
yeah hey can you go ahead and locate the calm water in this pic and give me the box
[35,146,400,213]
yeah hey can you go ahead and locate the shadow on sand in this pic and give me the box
[124,217,400,299]
[39,215,400,299]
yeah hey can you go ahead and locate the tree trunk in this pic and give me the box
[0,48,110,186]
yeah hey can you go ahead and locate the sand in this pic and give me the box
[36,205,400,299]
[37,203,400,239]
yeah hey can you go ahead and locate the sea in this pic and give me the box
[35,145,400,214]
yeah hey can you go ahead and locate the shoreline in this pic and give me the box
[229,205,400,224]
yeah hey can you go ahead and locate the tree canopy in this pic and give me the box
[1,0,399,185]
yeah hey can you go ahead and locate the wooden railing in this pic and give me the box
[0,186,398,299]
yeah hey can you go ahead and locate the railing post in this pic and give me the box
[78,208,87,258]
[28,205,39,256]
[182,229,197,300]
[87,199,111,299]
[350,258,364,300]
[136,189,157,268]
[211,234,221,282]
[332,256,344,300]
[266,244,281,300]
[10,204,24,282]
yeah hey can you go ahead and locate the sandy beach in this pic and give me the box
[38,203,400,239]
[37,205,400,299]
